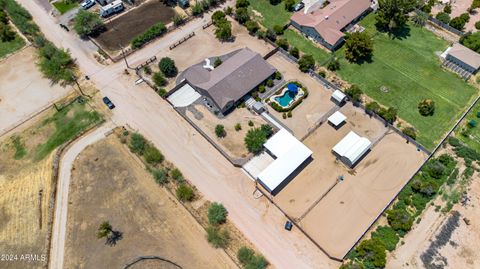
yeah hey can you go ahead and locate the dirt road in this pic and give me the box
[50,123,115,269]
[21,0,338,268]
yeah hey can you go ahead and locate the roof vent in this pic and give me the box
[325,15,329,19]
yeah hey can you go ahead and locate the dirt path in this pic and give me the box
[20,0,339,268]
[49,122,115,269]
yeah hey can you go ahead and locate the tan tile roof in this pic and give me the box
[448,43,480,70]
[291,0,372,46]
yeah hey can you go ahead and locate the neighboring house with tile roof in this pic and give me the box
[183,48,276,114]
[291,0,375,50]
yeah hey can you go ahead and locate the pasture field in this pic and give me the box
[248,0,291,29]
[455,101,480,152]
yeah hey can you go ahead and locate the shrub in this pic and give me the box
[356,238,386,268]
[365,101,381,113]
[159,57,178,77]
[436,12,451,24]
[143,65,152,75]
[129,133,146,154]
[131,22,166,48]
[38,42,75,84]
[289,46,299,58]
[176,183,194,201]
[224,6,233,15]
[0,22,16,42]
[266,79,274,87]
[173,13,185,26]
[327,57,340,71]
[248,120,254,127]
[237,247,255,265]
[215,124,226,138]
[371,226,400,251]
[276,38,289,50]
[152,169,168,185]
[266,28,277,41]
[152,72,167,87]
[208,202,228,225]
[258,85,266,93]
[192,2,204,15]
[287,111,292,118]
[212,10,227,25]
[444,4,452,13]
[285,0,296,11]
[157,88,168,97]
[379,107,398,124]
[345,85,363,102]
[235,7,250,24]
[245,255,268,269]
[236,0,250,8]
[234,123,242,131]
[214,57,222,67]
[73,10,104,38]
[245,20,259,34]
[402,127,417,140]
[387,209,413,232]
[270,0,281,5]
[450,14,469,30]
[215,20,232,41]
[476,21,480,30]
[171,168,184,182]
[273,24,284,35]
[418,99,435,116]
[260,124,273,137]
[318,70,326,78]
[144,145,164,164]
[206,225,230,248]
[282,112,286,119]
[298,54,315,72]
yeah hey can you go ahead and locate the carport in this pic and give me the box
[167,83,201,107]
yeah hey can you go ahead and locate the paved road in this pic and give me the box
[50,122,115,269]
[21,1,339,268]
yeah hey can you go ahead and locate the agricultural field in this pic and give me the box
[63,135,236,269]
[335,13,478,150]
[93,0,175,51]
[0,101,101,269]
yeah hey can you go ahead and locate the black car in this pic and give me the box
[293,2,304,12]
[284,220,293,231]
[102,96,115,109]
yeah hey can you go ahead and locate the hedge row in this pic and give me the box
[131,22,167,49]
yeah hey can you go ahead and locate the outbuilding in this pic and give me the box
[332,131,371,167]
[328,111,347,128]
[331,90,347,104]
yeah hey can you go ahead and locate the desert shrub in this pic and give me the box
[158,57,177,77]
[152,168,168,185]
[176,183,194,201]
[215,124,226,138]
[371,226,400,251]
[131,22,166,48]
[298,54,315,72]
[152,72,166,87]
[215,20,232,41]
[345,85,363,102]
[144,144,164,164]
[237,247,255,265]
[208,202,228,225]
[248,120,254,127]
[143,65,152,75]
[191,2,203,15]
[244,255,268,269]
[258,85,266,93]
[235,123,242,131]
[206,225,230,248]
[212,10,226,25]
[260,124,273,137]
[318,70,326,77]
[129,133,146,154]
[444,4,452,13]
[173,13,185,26]
[38,42,75,84]
[171,168,184,182]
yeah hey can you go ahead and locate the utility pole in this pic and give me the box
[71,75,87,96]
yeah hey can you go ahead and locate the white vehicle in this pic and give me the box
[80,0,95,9]
[99,0,124,17]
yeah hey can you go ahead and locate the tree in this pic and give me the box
[298,54,315,72]
[402,126,417,139]
[285,0,296,11]
[418,99,435,116]
[97,221,113,239]
[212,10,227,25]
[356,238,387,268]
[215,124,226,137]
[289,46,299,58]
[208,202,228,225]
[366,101,381,113]
[244,128,268,153]
[245,20,259,34]
[214,57,222,67]
[460,32,480,52]
[159,57,178,77]
[273,24,284,35]
[215,20,232,41]
[371,226,400,251]
[345,85,363,102]
[450,14,469,30]
[376,0,417,32]
[411,11,428,26]
[387,209,413,232]
[276,38,289,50]
[327,57,340,71]
[152,72,166,87]
[73,10,104,38]
[129,133,146,154]
[436,12,451,24]
[173,12,185,26]
[0,23,15,42]
[206,225,230,248]
[38,42,75,84]
[236,0,250,8]
[144,145,164,164]
[0,10,8,24]
[235,7,250,24]
[176,183,194,201]
[237,247,255,265]
[344,32,373,63]
[269,0,281,5]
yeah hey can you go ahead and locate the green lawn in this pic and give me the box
[336,13,478,150]
[248,0,292,29]
[0,36,25,58]
[34,101,102,160]
[283,29,331,65]
[52,1,78,14]
[456,101,480,151]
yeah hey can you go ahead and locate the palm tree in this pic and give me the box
[411,11,428,27]
[97,221,113,239]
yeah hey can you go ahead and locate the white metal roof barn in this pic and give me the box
[167,83,201,107]
[328,111,347,127]
[257,129,312,194]
[331,90,347,103]
[332,131,371,167]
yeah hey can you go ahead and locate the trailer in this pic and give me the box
[100,0,124,17]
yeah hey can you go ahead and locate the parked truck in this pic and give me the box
[99,0,124,17]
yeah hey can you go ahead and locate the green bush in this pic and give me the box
[258,85,266,93]
[276,38,289,50]
[237,246,255,265]
[152,168,168,185]
[131,22,167,49]
[208,202,228,225]
[284,0,295,11]
[435,12,451,24]
[38,42,75,84]
[371,226,400,251]
[266,79,274,87]
[298,54,315,72]
[356,238,386,268]
[158,57,177,77]
[236,0,250,8]
[274,71,282,80]
[235,7,250,24]
[418,99,435,116]
[365,101,381,113]
[176,183,194,201]
[289,46,299,58]
[244,128,268,154]
[402,126,417,140]
[173,13,185,26]
[248,120,254,127]
[157,88,167,97]
[345,85,363,102]
[235,123,242,131]
[244,255,268,269]
[245,20,259,34]
[212,10,226,25]
[152,72,166,87]
[273,24,284,35]
[206,225,230,248]
[215,20,232,41]
[129,133,146,154]
[192,2,204,15]
[215,124,226,138]
[327,57,340,71]
[144,144,164,164]
[318,70,326,78]
[171,168,184,182]
[214,57,222,67]
[387,209,413,232]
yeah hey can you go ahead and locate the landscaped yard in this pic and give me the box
[283,29,331,65]
[248,0,292,29]
[0,36,25,58]
[52,0,78,14]
[335,13,478,150]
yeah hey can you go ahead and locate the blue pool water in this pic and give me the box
[275,91,297,107]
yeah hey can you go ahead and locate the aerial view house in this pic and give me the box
[182,48,276,114]
[291,0,376,50]
[442,43,480,78]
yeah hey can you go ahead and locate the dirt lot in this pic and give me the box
[0,46,72,136]
[432,0,480,33]
[94,0,175,51]
[186,104,268,160]
[63,136,236,269]
[266,53,336,139]
[271,103,427,259]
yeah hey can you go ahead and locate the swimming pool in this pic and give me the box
[275,91,297,107]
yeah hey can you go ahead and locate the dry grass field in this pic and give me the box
[63,136,236,269]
